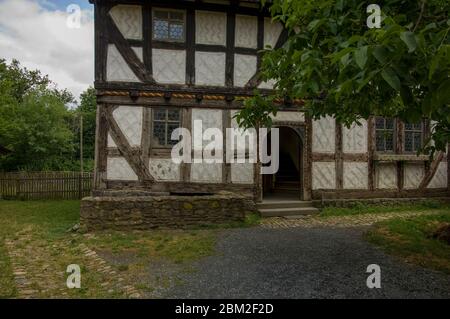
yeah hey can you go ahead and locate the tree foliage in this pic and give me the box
[242,0,449,153]
[0,59,96,171]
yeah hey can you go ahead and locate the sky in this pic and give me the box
[0,0,95,100]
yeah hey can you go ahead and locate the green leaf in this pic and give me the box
[354,46,368,69]
[372,46,389,64]
[436,79,450,105]
[381,67,401,91]
[400,31,417,53]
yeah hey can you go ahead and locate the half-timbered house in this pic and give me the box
[82,0,449,230]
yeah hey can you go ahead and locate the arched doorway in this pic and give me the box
[262,126,304,200]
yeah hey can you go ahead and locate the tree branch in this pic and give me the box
[413,0,426,32]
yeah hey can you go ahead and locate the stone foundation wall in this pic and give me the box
[314,197,450,208]
[80,192,256,231]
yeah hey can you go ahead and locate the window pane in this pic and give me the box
[167,123,180,145]
[375,118,385,129]
[153,19,169,39]
[168,109,180,121]
[154,11,168,19]
[169,12,184,21]
[385,132,394,151]
[153,122,166,146]
[413,123,422,130]
[376,131,385,151]
[405,131,413,152]
[385,119,394,130]
[154,108,166,121]
[404,123,413,130]
[169,23,184,40]
[414,132,422,151]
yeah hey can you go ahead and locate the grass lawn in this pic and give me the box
[0,200,259,299]
[366,213,450,274]
[320,200,450,217]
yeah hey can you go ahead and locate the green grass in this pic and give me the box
[320,200,450,217]
[0,200,259,298]
[366,213,450,274]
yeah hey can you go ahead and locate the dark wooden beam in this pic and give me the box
[335,121,343,189]
[225,12,236,87]
[186,8,196,85]
[367,117,376,191]
[105,106,155,182]
[419,151,445,189]
[106,14,155,83]
[245,28,289,89]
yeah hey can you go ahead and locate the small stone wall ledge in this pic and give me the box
[80,192,256,231]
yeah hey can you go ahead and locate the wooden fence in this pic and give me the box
[0,171,93,200]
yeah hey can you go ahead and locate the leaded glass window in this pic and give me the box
[404,122,423,152]
[152,9,185,42]
[375,117,395,152]
[152,108,181,147]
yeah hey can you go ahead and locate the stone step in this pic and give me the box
[257,200,313,210]
[259,207,319,217]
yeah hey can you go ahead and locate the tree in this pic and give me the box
[239,0,449,154]
[72,87,97,171]
[0,59,75,171]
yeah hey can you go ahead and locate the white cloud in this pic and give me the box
[0,0,94,100]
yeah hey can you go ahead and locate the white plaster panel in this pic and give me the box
[264,18,283,48]
[376,163,397,189]
[343,121,367,153]
[192,109,223,151]
[191,163,223,183]
[132,47,143,62]
[152,49,186,84]
[271,111,305,123]
[343,162,368,189]
[312,116,335,153]
[231,163,254,184]
[107,157,138,181]
[258,79,276,90]
[428,162,448,189]
[312,162,336,190]
[107,133,117,148]
[234,54,257,87]
[110,5,142,40]
[107,44,140,82]
[149,159,181,181]
[195,10,227,45]
[112,106,143,147]
[230,110,257,154]
[235,15,258,48]
[195,52,226,86]
[404,163,425,189]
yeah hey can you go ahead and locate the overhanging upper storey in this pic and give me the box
[91,0,288,98]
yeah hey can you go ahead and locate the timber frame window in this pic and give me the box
[404,122,424,153]
[152,9,186,42]
[375,117,396,153]
[152,108,181,148]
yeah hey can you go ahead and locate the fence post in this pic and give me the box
[16,174,21,200]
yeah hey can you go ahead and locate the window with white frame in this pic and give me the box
[152,9,185,42]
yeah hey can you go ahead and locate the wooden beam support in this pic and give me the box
[419,151,445,189]
[104,106,155,182]
[367,116,376,191]
[335,121,343,189]
[106,14,155,83]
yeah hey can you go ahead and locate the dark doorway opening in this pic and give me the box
[263,126,303,200]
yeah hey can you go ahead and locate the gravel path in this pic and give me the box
[164,226,450,299]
